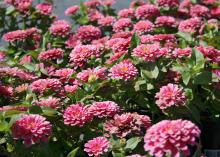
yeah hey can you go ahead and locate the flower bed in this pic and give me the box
[0,0,220,156]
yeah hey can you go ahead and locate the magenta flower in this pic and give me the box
[109,60,138,81]
[12,114,52,146]
[36,3,52,15]
[53,68,75,82]
[4,0,32,12]
[172,47,192,58]
[190,4,209,17]
[135,4,159,20]
[88,101,120,118]
[0,85,13,97]
[155,83,186,110]
[134,20,154,34]
[84,0,102,7]
[178,17,202,34]
[49,20,71,37]
[106,37,130,54]
[113,18,133,32]
[65,5,79,15]
[38,48,64,61]
[144,119,201,157]
[156,0,179,8]
[76,25,102,41]
[118,8,135,18]
[155,16,177,27]
[98,16,116,27]
[63,103,93,127]
[84,137,110,157]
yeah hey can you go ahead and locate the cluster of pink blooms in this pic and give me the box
[109,60,138,81]
[156,0,179,7]
[49,20,71,37]
[113,18,133,32]
[53,68,75,83]
[144,119,201,157]
[12,114,52,146]
[104,112,151,137]
[34,97,61,109]
[0,85,14,97]
[65,5,79,15]
[38,48,64,61]
[4,0,32,12]
[35,3,52,15]
[118,8,134,18]
[98,16,116,27]
[134,20,154,34]
[155,83,186,110]
[178,17,202,34]
[155,16,177,27]
[84,137,110,157]
[172,47,192,58]
[3,27,40,42]
[135,4,159,20]
[76,25,102,41]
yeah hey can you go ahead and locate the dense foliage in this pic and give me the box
[0,0,220,156]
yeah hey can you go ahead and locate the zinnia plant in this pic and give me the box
[0,0,220,156]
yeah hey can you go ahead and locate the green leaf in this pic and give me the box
[176,32,193,42]
[77,16,89,25]
[125,137,142,151]
[29,106,43,114]
[0,121,9,131]
[6,6,15,15]
[192,146,202,157]
[42,107,58,117]
[67,147,79,157]
[190,49,205,70]
[23,63,36,72]
[182,71,191,85]
[130,33,140,51]
[184,88,193,101]
[141,62,159,79]
[194,71,212,85]
[79,2,88,15]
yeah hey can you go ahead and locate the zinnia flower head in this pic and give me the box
[36,3,52,15]
[155,83,186,110]
[211,7,220,17]
[104,113,151,137]
[98,16,116,27]
[65,5,79,15]
[49,20,71,37]
[88,101,120,118]
[134,20,154,34]
[84,0,102,7]
[34,97,61,109]
[155,16,177,27]
[63,103,93,127]
[5,0,32,12]
[106,37,130,54]
[195,46,220,63]
[12,114,52,146]
[64,85,78,93]
[156,0,179,8]
[113,18,133,32]
[38,48,64,61]
[109,60,138,81]
[118,8,135,18]
[84,137,110,157]
[76,25,102,42]
[190,4,209,17]
[88,9,104,22]
[178,17,202,34]
[135,4,159,20]
[65,34,82,49]
[0,85,13,97]
[53,68,75,82]
[144,119,201,157]
[172,47,192,58]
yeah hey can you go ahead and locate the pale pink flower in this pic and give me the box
[88,101,120,118]
[77,67,107,83]
[38,48,63,61]
[36,3,52,15]
[135,4,159,20]
[98,16,116,27]
[49,20,71,37]
[156,0,179,8]
[190,4,209,17]
[172,47,192,58]
[69,44,101,67]
[34,97,61,109]
[76,25,102,41]
[30,79,62,94]
[53,68,75,82]
[144,119,201,157]
[155,16,177,27]
[12,114,52,146]
[65,5,79,15]
[15,84,29,93]
[63,103,93,127]
[84,137,110,157]
[134,20,154,34]
[178,17,202,34]
[113,18,133,32]
[118,8,135,18]
[64,85,78,93]
[109,60,138,81]
[84,0,102,7]
[155,83,186,110]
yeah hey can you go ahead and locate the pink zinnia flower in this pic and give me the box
[0,85,13,97]
[172,47,192,58]
[134,20,154,34]
[70,44,101,67]
[30,79,62,94]
[104,113,151,137]
[155,16,177,27]
[76,25,102,42]
[211,7,220,17]
[65,34,82,49]
[190,4,209,17]
[15,84,29,93]
[34,97,61,109]
[84,0,102,7]
[132,44,168,61]
[77,67,107,83]
[5,0,32,12]
[63,103,93,127]
[12,114,52,146]
[38,48,63,61]
[3,27,40,42]
[155,83,186,110]
[36,3,52,15]
[109,60,138,81]
[98,16,116,27]
[135,4,159,20]
[144,119,201,157]
[19,55,32,65]
[53,68,75,82]
[84,137,110,157]
[196,46,220,63]
[49,20,71,37]
[178,17,202,34]
[113,18,133,32]
[88,101,120,118]
[65,5,79,15]
[88,9,104,22]
[156,0,179,8]
[118,8,135,18]
[112,31,133,39]
[64,85,78,93]
[106,37,130,54]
